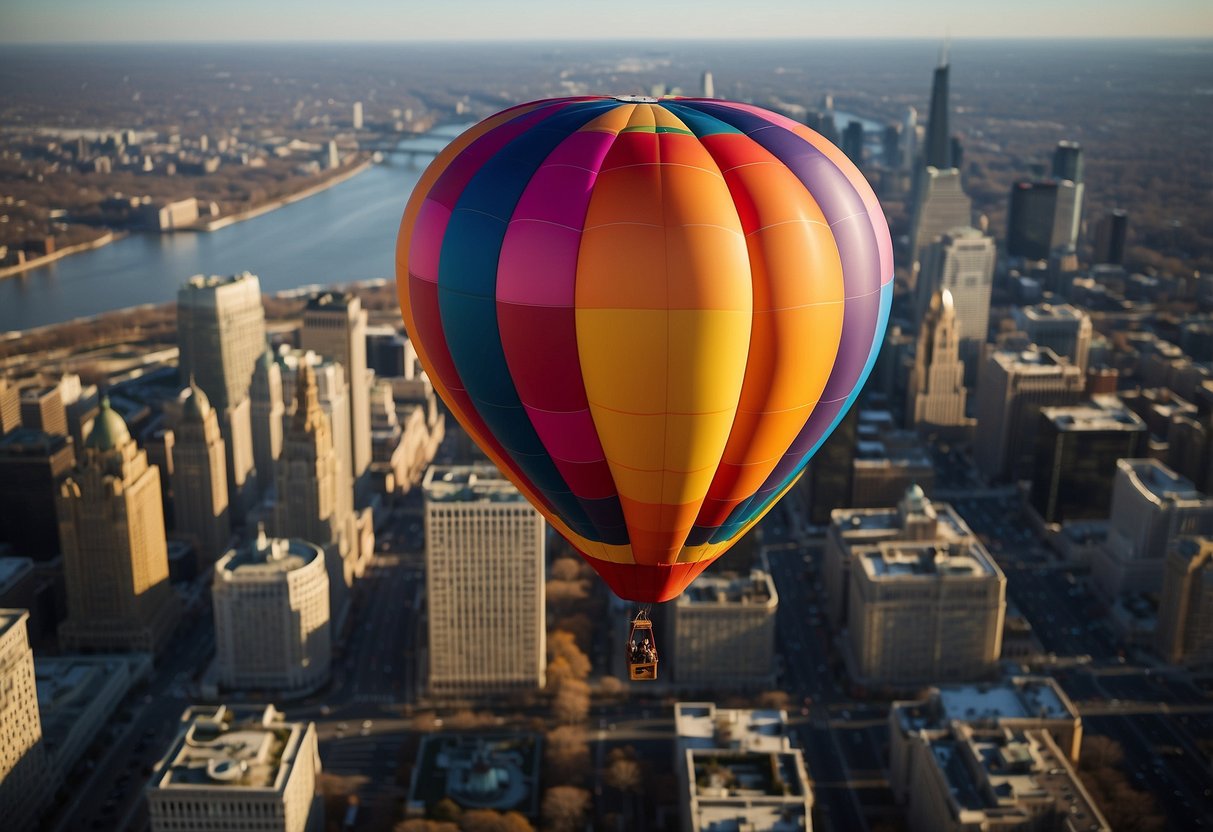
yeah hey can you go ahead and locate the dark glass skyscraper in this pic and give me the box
[924,58,951,169]
[843,120,864,166]
[1052,140,1084,183]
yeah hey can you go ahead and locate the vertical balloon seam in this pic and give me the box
[496,103,634,548]
[674,100,885,542]
[437,100,617,542]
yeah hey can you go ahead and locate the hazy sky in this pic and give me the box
[5,0,1213,43]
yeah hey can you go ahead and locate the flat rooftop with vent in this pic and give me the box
[422,464,526,503]
[146,704,321,832]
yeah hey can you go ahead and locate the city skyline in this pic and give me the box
[4,1,1213,43]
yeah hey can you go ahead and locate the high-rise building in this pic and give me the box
[365,324,410,378]
[671,569,777,690]
[19,384,67,436]
[250,349,284,498]
[1012,303,1093,371]
[0,428,75,559]
[974,348,1084,483]
[213,530,331,695]
[0,376,22,435]
[897,723,1108,832]
[1156,536,1213,667]
[842,120,864,166]
[0,610,52,832]
[1006,180,1082,261]
[56,400,180,653]
[325,140,339,171]
[352,101,363,130]
[1051,140,1084,183]
[170,382,231,565]
[1030,397,1147,525]
[1094,459,1213,598]
[915,227,993,351]
[909,168,972,268]
[274,364,347,625]
[147,705,321,832]
[424,465,546,696]
[301,291,371,504]
[700,70,714,99]
[907,290,969,432]
[1093,209,1128,266]
[923,53,951,169]
[851,426,935,508]
[674,702,813,832]
[882,123,901,171]
[847,535,1005,686]
[824,485,974,627]
[177,273,266,519]
[901,106,918,173]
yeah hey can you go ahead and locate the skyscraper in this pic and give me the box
[177,272,266,519]
[974,348,1084,482]
[842,120,864,166]
[901,106,918,172]
[700,70,714,99]
[352,101,363,130]
[170,381,231,566]
[1095,459,1213,598]
[0,428,75,559]
[213,530,331,695]
[1093,209,1128,265]
[301,291,371,504]
[909,168,972,269]
[56,399,180,653]
[907,290,969,431]
[19,384,67,437]
[923,51,951,169]
[1156,536,1213,667]
[424,464,546,696]
[250,349,284,498]
[1051,140,1084,184]
[915,227,993,356]
[0,610,51,832]
[1012,303,1093,371]
[275,364,346,625]
[1030,398,1147,525]
[1006,180,1082,261]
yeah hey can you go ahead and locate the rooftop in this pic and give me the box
[304,290,357,312]
[1015,303,1088,324]
[423,464,527,504]
[927,726,1108,831]
[675,703,791,754]
[1040,397,1146,434]
[407,734,540,817]
[895,677,1075,733]
[217,527,322,577]
[0,607,27,641]
[990,346,1075,374]
[680,570,776,607]
[858,540,999,581]
[1119,458,1207,504]
[183,271,260,291]
[150,705,308,793]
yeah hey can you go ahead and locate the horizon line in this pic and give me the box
[4,34,1213,47]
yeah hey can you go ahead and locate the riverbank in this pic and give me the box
[196,157,373,231]
[0,231,121,280]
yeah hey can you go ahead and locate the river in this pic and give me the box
[0,132,467,334]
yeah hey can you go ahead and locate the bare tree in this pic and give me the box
[547,630,590,681]
[541,786,590,832]
[553,678,591,724]
[544,725,590,786]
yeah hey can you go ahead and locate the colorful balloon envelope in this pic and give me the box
[396,96,892,603]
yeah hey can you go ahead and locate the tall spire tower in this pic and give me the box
[908,289,969,431]
[924,40,951,170]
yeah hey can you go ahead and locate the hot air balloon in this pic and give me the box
[396,96,892,622]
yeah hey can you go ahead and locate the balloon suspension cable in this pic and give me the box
[636,604,652,621]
